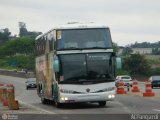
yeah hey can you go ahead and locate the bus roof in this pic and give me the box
[35,23,109,40]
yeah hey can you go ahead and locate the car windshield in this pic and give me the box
[121,77,131,79]
[59,53,115,84]
[57,28,112,50]
[28,78,36,83]
[152,76,160,81]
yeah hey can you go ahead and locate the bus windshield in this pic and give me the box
[59,53,115,84]
[57,28,112,50]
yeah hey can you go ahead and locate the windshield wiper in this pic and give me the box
[57,47,82,50]
[84,47,111,49]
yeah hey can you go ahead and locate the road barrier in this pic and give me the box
[7,84,19,110]
[0,83,4,101]
[2,86,8,106]
[143,80,155,97]
[0,83,19,110]
[131,80,140,93]
[116,81,127,94]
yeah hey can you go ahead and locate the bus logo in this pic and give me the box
[86,88,90,92]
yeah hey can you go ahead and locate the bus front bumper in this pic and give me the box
[59,90,115,103]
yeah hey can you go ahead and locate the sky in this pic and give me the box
[0,0,160,46]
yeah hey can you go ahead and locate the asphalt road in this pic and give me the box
[0,75,160,120]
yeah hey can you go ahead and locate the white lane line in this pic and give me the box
[110,100,132,113]
[18,100,57,114]
[153,109,160,112]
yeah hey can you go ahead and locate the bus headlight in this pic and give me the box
[111,95,115,98]
[108,94,115,99]
[61,97,69,101]
[108,95,112,99]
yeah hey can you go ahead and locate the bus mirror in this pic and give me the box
[53,60,59,72]
[116,57,122,69]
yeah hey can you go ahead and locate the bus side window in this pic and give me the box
[54,40,57,50]
[50,38,54,51]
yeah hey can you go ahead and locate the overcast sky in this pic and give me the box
[0,0,160,46]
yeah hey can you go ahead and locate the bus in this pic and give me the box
[35,23,117,108]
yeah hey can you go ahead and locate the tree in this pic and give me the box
[122,47,133,56]
[19,22,28,37]
[124,54,151,75]
[0,37,35,70]
[112,42,119,53]
[131,41,160,48]
[0,37,35,57]
[0,28,11,45]
[152,48,160,55]
[18,22,42,38]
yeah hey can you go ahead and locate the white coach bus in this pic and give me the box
[35,23,117,108]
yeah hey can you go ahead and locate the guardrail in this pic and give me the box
[0,69,35,78]
[0,83,19,110]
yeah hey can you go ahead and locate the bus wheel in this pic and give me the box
[98,101,106,107]
[41,97,48,104]
[55,102,63,108]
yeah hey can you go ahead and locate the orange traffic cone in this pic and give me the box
[131,80,140,92]
[116,81,127,94]
[143,80,155,97]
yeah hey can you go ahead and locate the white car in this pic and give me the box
[115,75,133,87]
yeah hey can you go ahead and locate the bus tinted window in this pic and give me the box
[57,28,112,50]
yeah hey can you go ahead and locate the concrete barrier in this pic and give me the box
[0,83,4,101]
[0,83,19,110]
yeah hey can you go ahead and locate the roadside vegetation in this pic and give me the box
[0,37,35,71]
[116,41,160,80]
[0,22,41,71]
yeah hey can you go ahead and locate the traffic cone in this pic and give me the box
[131,80,140,92]
[116,81,127,94]
[143,80,155,97]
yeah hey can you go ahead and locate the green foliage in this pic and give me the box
[0,37,35,57]
[116,69,130,76]
[19,28,28,37]
[123,54,151,75]
[112,42,119,53]
[152,48,160,55]
[0,28,11,45]
[0,59,8,67]
[0,37,35,70]
[19,22,42,38]
[131,41,160,48]
[150,68,160,75]
[122,47,133,56]
[148,59,160,64]
[0,54,35,70]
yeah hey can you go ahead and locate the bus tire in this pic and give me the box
[55,102,63,108]
[98,101,106,107]
[41,97,48,104]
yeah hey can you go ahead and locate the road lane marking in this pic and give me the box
[18,100,57,114]
[110,100,132,113]
[153,109,160,112]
